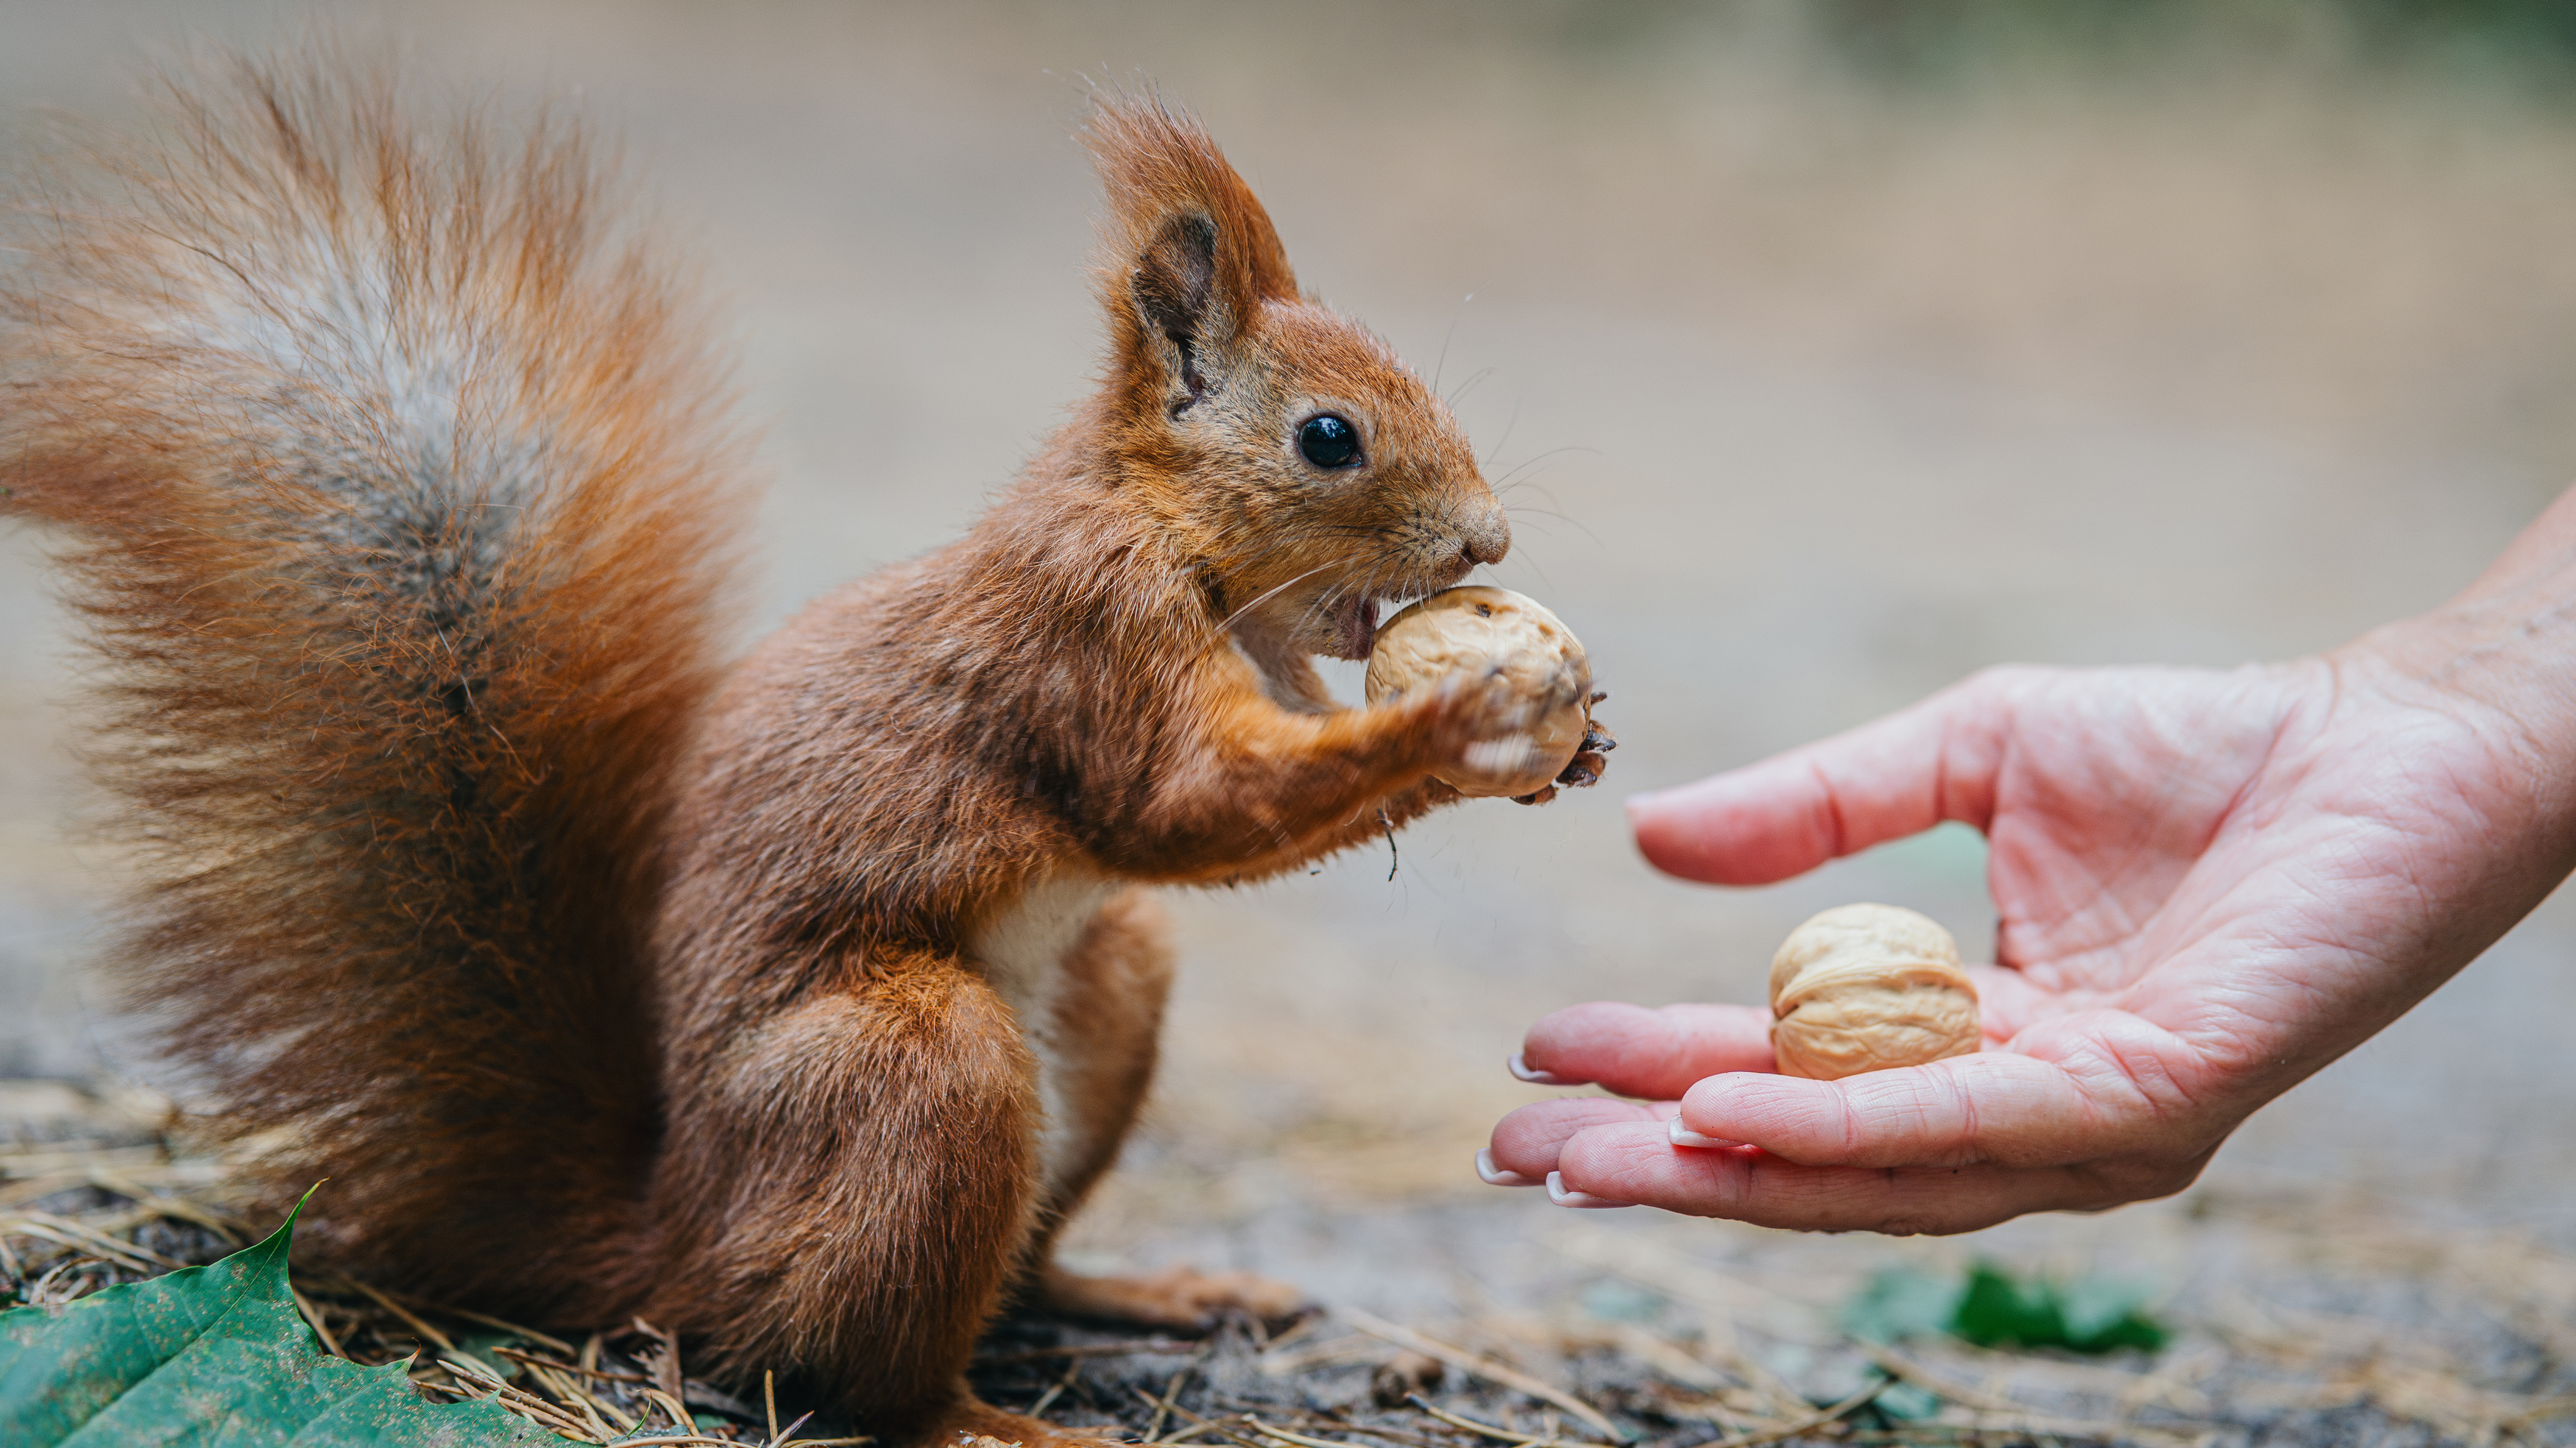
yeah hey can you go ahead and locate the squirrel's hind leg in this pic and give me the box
[645,952,1041,1438]
[1019,888,1174,1236]
[1017,889,1309,1332]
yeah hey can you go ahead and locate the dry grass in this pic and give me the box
[7,1079,2576,1448]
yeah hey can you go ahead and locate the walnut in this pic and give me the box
[1768,904,1980,1080]
[1363,586,1610,800]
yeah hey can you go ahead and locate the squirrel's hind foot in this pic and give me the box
[929,1395,1130,1448]
[1037,1261,1309,1332]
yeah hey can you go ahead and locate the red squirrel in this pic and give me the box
[0,55,1601,1443]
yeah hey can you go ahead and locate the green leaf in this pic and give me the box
[1841,1261,2167,1355]
[0,1193,558,1446]
[1948,1262,2166,1355]
[2055,1275,2168,1352]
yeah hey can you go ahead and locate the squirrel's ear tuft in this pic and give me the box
[1086,93,1295,376]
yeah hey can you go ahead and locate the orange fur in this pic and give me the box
[3,54,1518,1442]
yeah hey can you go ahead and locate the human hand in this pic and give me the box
[1482,617,2576,1232]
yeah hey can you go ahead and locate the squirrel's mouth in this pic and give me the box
[1319,558,1476,662]
[1326,592,1384,662]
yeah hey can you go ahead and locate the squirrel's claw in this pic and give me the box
[1519,714,1616,803]
[1551,716,1616,792]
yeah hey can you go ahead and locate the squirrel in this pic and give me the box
[0,53,1604,1444]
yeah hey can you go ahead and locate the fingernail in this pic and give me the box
[1507,1052,1578,1086]
[1475,1149,1540,1188]
[1546,1171,1635,1209]
[1667,1117,1741,1150]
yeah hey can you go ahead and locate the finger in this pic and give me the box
[1484,1096,1670,1184]
[1626,669,2027,885]
[1673,1031,2162,1170]
[1517,1002,1774,1098]
[1549,1118,2134,1234]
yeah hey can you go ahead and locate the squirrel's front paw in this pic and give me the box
[1425,670,1540,754]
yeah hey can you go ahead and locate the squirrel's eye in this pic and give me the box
[1297,414,1362,469]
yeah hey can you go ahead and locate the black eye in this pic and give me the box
[1297,414,1362,469]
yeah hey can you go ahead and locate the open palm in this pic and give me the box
[1485,642,2576,1232]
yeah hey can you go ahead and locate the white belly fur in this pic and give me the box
[966,871,1115,1201]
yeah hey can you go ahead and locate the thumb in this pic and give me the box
[1628,667,2025,884]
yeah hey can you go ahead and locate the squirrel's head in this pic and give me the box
[1085,96,1508,665]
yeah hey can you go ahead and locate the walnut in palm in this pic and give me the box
[1769,904,1981,1079]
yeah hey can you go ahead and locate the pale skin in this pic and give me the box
[1483,483,2576,1232]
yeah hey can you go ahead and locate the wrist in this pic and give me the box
[2357,481,2576,739]
[2329,575,2576,920]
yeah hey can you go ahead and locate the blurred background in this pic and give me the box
[10,0,2576,1410]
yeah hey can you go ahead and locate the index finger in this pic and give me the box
[1627,667,2027,885]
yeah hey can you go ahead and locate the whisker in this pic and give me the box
[1489,445,1599,491]
[1203,556,1367,646]
[1432,291,1472,394]
[1505,504,1601,549]
[1482,402,1521,471]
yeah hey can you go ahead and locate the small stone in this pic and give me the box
[1370,1351,1446,1408]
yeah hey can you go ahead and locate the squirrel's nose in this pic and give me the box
[1459,502,1510,568]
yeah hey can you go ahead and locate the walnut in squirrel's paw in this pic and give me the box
[1769,904,1981,1079]
[1364,586,1613,803]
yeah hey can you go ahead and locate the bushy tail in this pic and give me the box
[0,53,748,1319]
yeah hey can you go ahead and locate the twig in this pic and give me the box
[636,1317,688,1409]
[1684,1383,1884,1448]
[289,1282,345,1358]
[1146,1401,1281,1448]
[1855,1345,2213,1444]
[1144,1360,1195,1443]
[1402,1396,1613,1448]
[88,1180,247,1243]
[0,1215,177,1271]
[1257,1335,1381,1377]
[551,1366,620,1440]
[645,1388,700,1435]
[1249,1418,1390,1448]
[1344,1307,1626,1442]
[1379,807,1399,881]
[442,1356,604,1442]
[977,1338,1201,1363]
[1303,1409,1452,1448]
[494,1346,653,1384]
[1030,1355,1083,1419]
[1855,1344,2029,1416]
[766,1369,782,1442]
[422,1299,578,1356]
[334,1273,456,1351]
[527,1358,629,1437]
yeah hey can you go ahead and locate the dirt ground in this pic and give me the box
[11,4,2576,1444]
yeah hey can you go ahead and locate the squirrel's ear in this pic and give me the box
[1133,210,1218,352]
[1086,93,1295,405]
